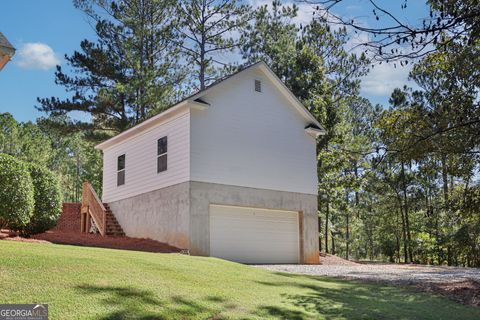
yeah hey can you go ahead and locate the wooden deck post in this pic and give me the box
[81,181,107,236]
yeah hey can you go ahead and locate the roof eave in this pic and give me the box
[305,126,326,138]
[95,61,326,150]
[95,100,207,151]
[255,62,325,130]
[189,61,325,131]
[0,46,15,57]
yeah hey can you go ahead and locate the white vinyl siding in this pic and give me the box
[190,68,318,195]
[102,112,190,203]
[209,205,300,264]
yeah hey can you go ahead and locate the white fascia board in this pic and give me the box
[256,62,325,131]
[189,100,210,110]
[187,62,326,133]
[95,100,206,151]
[305,127,325,138]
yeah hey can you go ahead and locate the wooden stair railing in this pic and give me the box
[81,182,107,236]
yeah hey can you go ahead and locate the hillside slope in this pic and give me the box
[0,241,479,319]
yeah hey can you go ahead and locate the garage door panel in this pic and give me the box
[209,205,300,264]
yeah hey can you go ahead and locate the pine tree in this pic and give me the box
[38,0,182,141]
[176,0,252,90]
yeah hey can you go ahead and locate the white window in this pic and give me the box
[157,136,167,173]
[117,154,125,186]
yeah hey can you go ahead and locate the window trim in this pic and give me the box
[117,154,126,186]
[157,136,168,173]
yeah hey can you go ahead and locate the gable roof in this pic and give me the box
[96,61,325,150]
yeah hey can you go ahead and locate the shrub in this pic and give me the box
[21,164,63,235]
[0,154,34,228]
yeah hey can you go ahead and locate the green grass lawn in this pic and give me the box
[0,241,479,320]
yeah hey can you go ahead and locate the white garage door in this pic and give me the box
[209,205,300,264]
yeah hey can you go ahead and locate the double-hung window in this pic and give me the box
[117,154,125,186]
[157,136,167,173]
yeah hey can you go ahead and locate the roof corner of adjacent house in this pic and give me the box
[0,32,15,55]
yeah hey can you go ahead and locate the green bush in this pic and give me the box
[21,164,63,235]
[0,154,35,228]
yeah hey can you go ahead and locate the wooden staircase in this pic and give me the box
[81,182,125,237]
[103,203,125,237]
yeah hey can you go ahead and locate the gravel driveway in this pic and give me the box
[255,263,480,306]
[255,263,480,285]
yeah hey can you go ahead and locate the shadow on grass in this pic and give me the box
[74,275,479,320]
[254,273,479,320]
[75,284,234,319]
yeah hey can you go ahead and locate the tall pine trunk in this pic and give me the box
[396,193,408,263]
[401,161,413,263]
[331,231,335,255]
[346,211,350,260]
[325,197,329,254]
[345,186,350,261]
[396,208,401,263]
[318,216,322,252]
[440,154,449,265]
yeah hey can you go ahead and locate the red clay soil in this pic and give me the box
[0,229,51,244]
[320,252,359,266]
[0,229,181,253]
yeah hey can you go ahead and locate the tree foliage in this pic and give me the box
[2,0,476,266]
[20,164,63,236]
[311,0,480,60]
[0,154,35,229]
[176,0,252,90]
[0,113,102,203]
[38,0,183,141]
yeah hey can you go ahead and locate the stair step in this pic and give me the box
[94,202,125,237]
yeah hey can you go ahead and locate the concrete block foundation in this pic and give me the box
[108,181,319,264]
[108,182,190,249]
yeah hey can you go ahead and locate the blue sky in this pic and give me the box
[0,0,429,123]
[0,0,96,122]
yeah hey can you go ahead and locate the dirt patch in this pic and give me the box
[0,229,181,253]
[418,279,480,307]
[320,252,359,266]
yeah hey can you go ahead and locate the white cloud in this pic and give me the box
[361,62,416,97]
[16,43,61,70]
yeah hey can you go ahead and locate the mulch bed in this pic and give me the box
[0,229,181,253]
